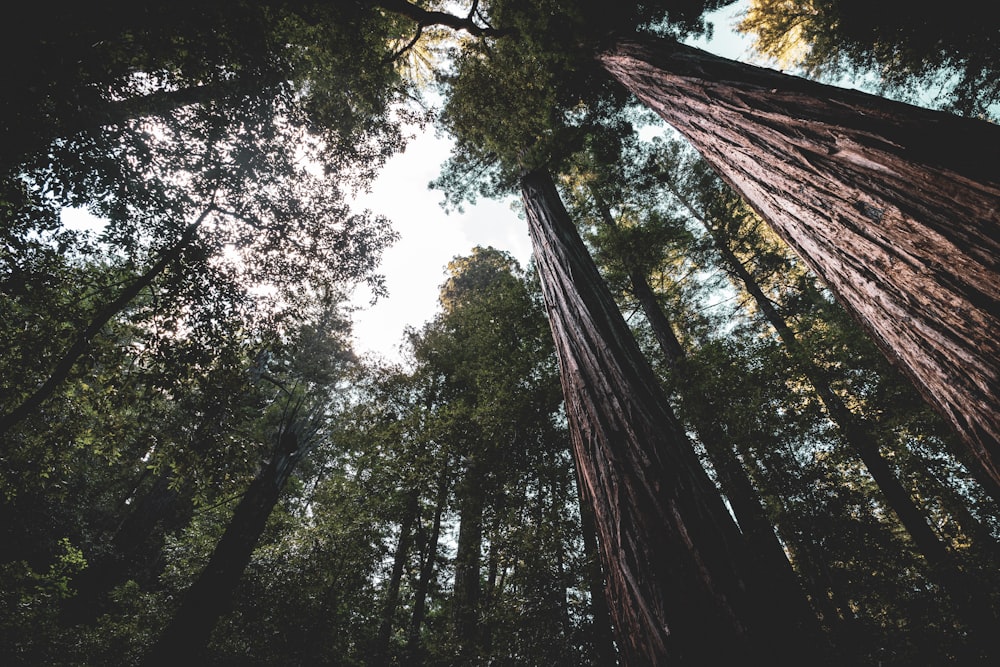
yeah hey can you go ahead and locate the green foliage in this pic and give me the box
[5,2,1000,665]
[432,0,727,208]
[738,0,1000,118]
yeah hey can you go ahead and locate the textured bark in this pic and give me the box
[521,168,807,666]
[590,195,822,645]
[598,36,1000,492]
[629,273,824,645]
[143,431,304,666]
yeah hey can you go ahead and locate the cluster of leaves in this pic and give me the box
[355,247,601,666]
[0,2,416,663]
[737,0,1000,118]
[432,0,730,208]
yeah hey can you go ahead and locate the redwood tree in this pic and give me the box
[521,167,813,665]
[597,35,1000,491]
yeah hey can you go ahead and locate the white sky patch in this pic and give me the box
[349,129,532,364]
[61,207,108,234]
[51,4,755,368]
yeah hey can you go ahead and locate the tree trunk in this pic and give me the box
[695,204,1000,656]
[373,490,419,667]
[142,430,303,666]
[587,192,824,652]
[405,475,447,665]
[521,168,810,665]
[598,36,1000,492]
[452,454,485,660]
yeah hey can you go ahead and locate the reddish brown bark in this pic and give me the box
[521,168,810,666]
[598,36,1000,491]
[589,195,824,643]
[702,211,1000,653]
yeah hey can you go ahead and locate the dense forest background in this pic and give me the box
[2,1,998,665]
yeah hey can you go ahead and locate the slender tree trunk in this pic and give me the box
[521,168,811,666]
[406,475,447,664]
[0,207,211,438]
[373,490,419,667]
[598,36,1000,492]
[452,454,485,660]
[142,430,303,666]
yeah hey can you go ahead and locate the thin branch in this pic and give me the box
[0,204,217,437]
[387,23,425,63]
[374,0,515,38]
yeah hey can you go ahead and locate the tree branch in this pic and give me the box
[387,23,424,63]
[374,0,514,38]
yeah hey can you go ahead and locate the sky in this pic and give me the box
[349,1,757,364]
[348,129,531,364]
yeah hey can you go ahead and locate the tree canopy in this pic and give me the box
[3,1,1000,665]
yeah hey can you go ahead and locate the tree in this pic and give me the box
[405,246,592,665]
[9,2,1000,663]
[416,0,1000,512]
[559,145,825,645]
[643,138,1000,656]
[143,297,357,665]
[522,167,816,665]
[597,34,1000,494]
[0,1,414,175]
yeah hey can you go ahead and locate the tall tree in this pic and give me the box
[666,152,1000,654]
[414,0,1000,507]
[560,149,825,643]
[597,34,1000,491]
[522,167,813,665]
[143,299,357,665]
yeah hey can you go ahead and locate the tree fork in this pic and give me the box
[598,35,1000,491]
